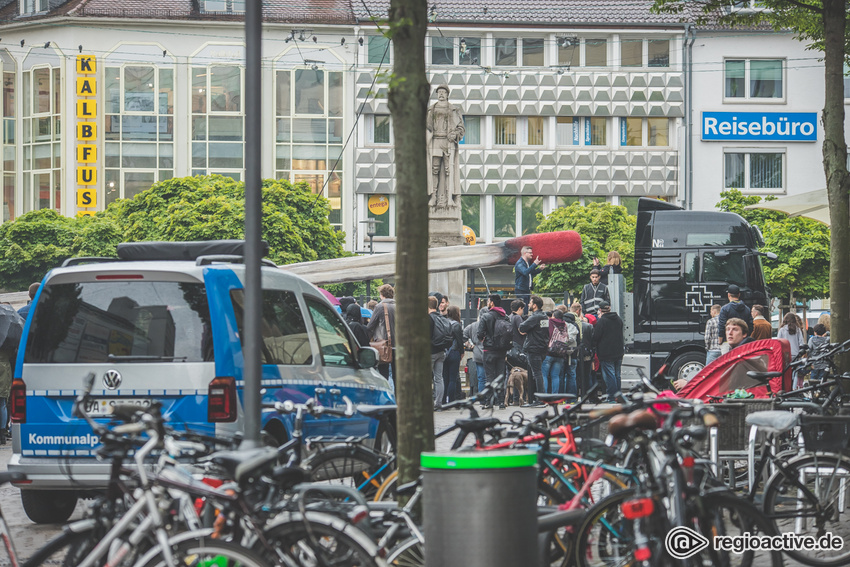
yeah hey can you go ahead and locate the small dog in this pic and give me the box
[504,366,529,406]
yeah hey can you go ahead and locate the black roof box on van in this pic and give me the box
[117,240,270,262]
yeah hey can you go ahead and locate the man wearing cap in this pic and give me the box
[426,84,464,209]
[717,284,753,345]
[591,301,624,403]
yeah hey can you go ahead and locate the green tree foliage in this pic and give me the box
[0,176,345,290]
[717,189,830,303]
[533,202,636,300]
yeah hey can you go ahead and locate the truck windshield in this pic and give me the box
[25,281,214,363]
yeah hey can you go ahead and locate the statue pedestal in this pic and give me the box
[429,206,467,308]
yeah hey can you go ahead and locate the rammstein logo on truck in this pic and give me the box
[28,433,100,447]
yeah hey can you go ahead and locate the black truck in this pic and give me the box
[616,198,773,388]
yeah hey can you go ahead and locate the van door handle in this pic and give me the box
[329,388,341,396]
[314,387,327,395]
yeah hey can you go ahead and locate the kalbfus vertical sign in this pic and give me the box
[76,55,97,216]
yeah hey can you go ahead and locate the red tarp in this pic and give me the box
[677,338,791,402]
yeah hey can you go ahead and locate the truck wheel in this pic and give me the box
[669,352,705,384]
[21,489,77,524]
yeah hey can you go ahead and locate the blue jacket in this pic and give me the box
[514,258,542,294]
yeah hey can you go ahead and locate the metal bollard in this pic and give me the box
[421,451,539,567]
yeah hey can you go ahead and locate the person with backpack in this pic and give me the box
[540,310,567,395]
[519,295,549,405]
[429,295,453,411]
[441,305,465,404]
[592,301,624,403]
[561,310,581,395]
[477,294,513,409]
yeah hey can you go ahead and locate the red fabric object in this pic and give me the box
[504,231,582,265]
[677,339,791,402]
[585,313,597,325]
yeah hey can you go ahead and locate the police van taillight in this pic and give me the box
[10,378,26,424]
[208,376,237,422]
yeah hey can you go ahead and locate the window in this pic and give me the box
[585,117,607,146]
[2,56,15,222]
[622,117,642,146]
[20,0,48,14]
[585,39,607,67]
[231,290,312,365]
[620,117,670,147]
[527,116,544,145]
[495,38,545,66]
[460,116,481,145]
[725,59,783,99]
[495,39,517,66]
[584,196,608,205]
[557,195,579,208]
[647,118,669,146]
[459,37,481,66]
[191,65,242,179]
[558,39,579,67]
[373,114,391,144]
[494,196,516,237]
[620,196,642,216]
[494,116,517,145]
[845,62,850,99]
[724,152,783,191]
[104,64,175,206]
[648,40,670,67]
[276,68,344,227]
[621,39,643,67]
[367,197,391,237]
[22,64,61,213]
[461,195,480,236]
[201,0,245,12]
[556,117,579,146]
[306,299,356,367]
[432,36,455,65]
[521,196,542,235]
[368,36,391,65]
[522,38,544,67]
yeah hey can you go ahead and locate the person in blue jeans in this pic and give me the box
[542,310,567,394]
[561,310,581,396]
[464,307,489,395]
[591,301,624,402]
[442,305,465,403]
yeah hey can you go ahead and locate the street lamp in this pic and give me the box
[360,218,382,300]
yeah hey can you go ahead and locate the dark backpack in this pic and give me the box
[548,323,578,358]
[431,313,454,350]
[492,315,513,351]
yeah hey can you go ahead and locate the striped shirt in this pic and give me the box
[704,316,720,352]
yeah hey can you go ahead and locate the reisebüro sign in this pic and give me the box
[701,111,817,142]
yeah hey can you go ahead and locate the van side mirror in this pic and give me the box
[358,346,379,369]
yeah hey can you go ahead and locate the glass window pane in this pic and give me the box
[292,145,326,169]
[624,117,642,146]
[557,195,579,208]
[231,289,312,365]
[374,114,390,143]
[159,143,173,168]
[33,143,50,169]
[458,37,481,66]
[208,142,243,169]
[367,198,390,237]
[494,116,516,145]
[527,116,544,145]
[521,196,542,235]
[724,153,745,188]
[121,143,157,168]
[588,117,606,146]
[122,115,158,140]
[750,153,782,189]
[586,39,607,67]
[208,116,243,141]
[124,171,155,199]
[105,142,119,167]
[3,73,13,119]
[22,71,30,118]
[648,39,669,67]
[844,62,850,99]
[276,118,290,143]
[432,36,454,65]
[124,66,155,112]
[495,38,517,66]
[105,67,120,114]
[294,69,325,115]
[584,196,607,205]
[558,39,579,66]
[52,68,60,116]
[750,60,782,98]
[725,60,745,98]
[192,67,207,113]
[368,36,390,65]
[276,145,291,170]
[34,68,50,114]
[620,196,641,216]
[276,70,291,116]
[306,299,356,367]
[460,116,480,144]
[192,116,207,140]
[210,66,241,112]
[461,195,480,236]
[292,118,326,143]
[494,195,516,237]
[557,116,578,146]
[4,173,15,222]
[192,142,206,168]
[647,118,668,146]
[328,119,343,144]
[328,72,343,117]
[522,38,544,67]
[621,39,642,67]
[159,68,173,114]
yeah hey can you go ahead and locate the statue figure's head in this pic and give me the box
[435,84,450,100]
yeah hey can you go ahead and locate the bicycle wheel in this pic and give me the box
[261,511,381,567]
[575,488,637,567]
[304,444,393,500]
[374,469,398,502]
[762,452,850,566]
[21,527,97,567]
[140,535,270,567]
[386,537,424,567]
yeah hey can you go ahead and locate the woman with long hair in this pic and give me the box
[592,251,622,286]
[778,312,806,387]
[442,305,464,404]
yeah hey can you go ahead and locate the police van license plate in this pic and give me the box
[85,398,152,417]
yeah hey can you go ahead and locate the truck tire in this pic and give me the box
[21,490,77,524]
[669,352,705,384]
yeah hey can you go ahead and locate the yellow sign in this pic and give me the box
[77,167,97,185]
[367,195,389,215]
[77,122,96,141]
[77,189,97,208]
[76,100,96,118]
[76,55,96,74]
[77,145,97,163]
[462,225,476,246]
[77,210,96,217]
[76,77,96,96]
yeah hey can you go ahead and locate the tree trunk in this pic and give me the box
[822,0,850,368]
[388,0,434,486]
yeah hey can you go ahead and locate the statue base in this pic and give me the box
[428,204,467,307]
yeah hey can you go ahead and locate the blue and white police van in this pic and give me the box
[9,241,394,523]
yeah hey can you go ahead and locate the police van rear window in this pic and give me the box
[25,281,214,363]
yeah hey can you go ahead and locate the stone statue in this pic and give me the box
[426,84,464,210]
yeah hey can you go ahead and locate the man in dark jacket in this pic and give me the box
[477,294,510,408]
[578,270,610,317]
[514,246,546,315]
[367,284,396,384]
[592,301,624,403]
[510,299,525,350]
[717,285,752,345]
[519,295,549,404]
[428,296,446,411]
[344,303,370,346]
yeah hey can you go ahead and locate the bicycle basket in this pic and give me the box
[799,415,850,453]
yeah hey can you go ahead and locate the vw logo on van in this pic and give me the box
[103,370,122,390]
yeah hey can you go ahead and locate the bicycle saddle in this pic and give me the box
[357,404,397,418]
[745,410,798,434]
[209,447,279,483]
[746,371,783,380]
[608,410,657,438]
[455,417,501,433]
[536,393,577,405]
